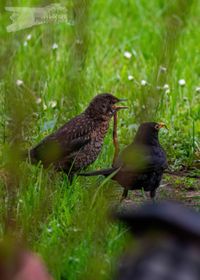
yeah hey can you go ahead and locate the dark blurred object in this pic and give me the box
[0,242,53,280]
[80,122,167,201]
[29,93,127,178]
[114,201,200,280]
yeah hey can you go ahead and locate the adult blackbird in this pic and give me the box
[80,122,167,201]
[29,93,127,177]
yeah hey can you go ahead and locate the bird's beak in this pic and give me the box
[158,122,168,129]
[112,98,128,111]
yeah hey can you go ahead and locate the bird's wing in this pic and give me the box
[146,146,168,171]
[29,114,94,165]
[114,144,167,173]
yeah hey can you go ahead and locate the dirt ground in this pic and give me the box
[118,174,200,210]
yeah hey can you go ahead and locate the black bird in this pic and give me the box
[114,201,200,280]
[29,93,127,177]
[80,122,167,201]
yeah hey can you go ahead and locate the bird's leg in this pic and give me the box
[112,112,119,166]
[120,188,131,203]
[150,190,156,203]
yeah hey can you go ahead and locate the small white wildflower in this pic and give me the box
[76,39,83,45]
[43,104,47,110]
[36,97,42,104]
[52,43,58,50]
[128,75,134,81]
[49,100,57,108]
[69,256,80,263]
[47,227,52,233]
[124,51,132,59]
[141,80,147,86]
[195,86,200,93]
[160,66,167,72]
[16,80,23,86]
[24,41,28,47]
[178,79,186,86]
[163,84,169,90]
[27,34,32,40]
[165,89,170,94]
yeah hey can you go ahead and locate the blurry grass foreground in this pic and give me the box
[0,0,199,279]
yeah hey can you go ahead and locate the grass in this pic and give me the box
[0,0,200,279]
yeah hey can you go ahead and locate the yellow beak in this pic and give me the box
[158,122,168,129]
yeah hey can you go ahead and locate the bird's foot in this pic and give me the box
[120,197,133,203]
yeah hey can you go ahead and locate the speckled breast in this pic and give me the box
[73,121,110,171]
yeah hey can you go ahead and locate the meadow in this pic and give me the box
[0,0,200,279]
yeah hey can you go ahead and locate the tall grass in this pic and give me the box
[0,0,200,279]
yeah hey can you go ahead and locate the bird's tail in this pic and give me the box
[79,167,118,177]
[20,149,38,164]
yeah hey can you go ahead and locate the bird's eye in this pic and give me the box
[155,124,160,130]
[102,104,107,111]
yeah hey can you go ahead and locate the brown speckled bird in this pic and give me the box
[29,93,127,178]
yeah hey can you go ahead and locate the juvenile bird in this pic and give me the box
[80,122,167,201]
[29,93,127,178]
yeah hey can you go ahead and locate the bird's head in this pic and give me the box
[134,122,167,145]
[85,93,128,120]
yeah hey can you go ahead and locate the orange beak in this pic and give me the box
[113,105,128,110]
[112,98,128,111]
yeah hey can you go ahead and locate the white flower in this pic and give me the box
[124,51,132,59]
[76,39,83,45]
[49,100,57,108]
[163,84,169,90]
[36,97,42,104]
[195,86,200,93]
[141,80,147,86]
[178,79,186,86]
[160,66,167,72]
[16,80,23,86]
[27,34,32,40]
[165,89,170,94]
[128,75,134,81]
[47,227,52,233]
[72,228,79,232]
[24,41,28,47]
[43,104,47,110]
[52,43,58,50]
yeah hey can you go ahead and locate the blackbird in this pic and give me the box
[80,122,167,201]
[28,93,127,177]
[114,201,200,280]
